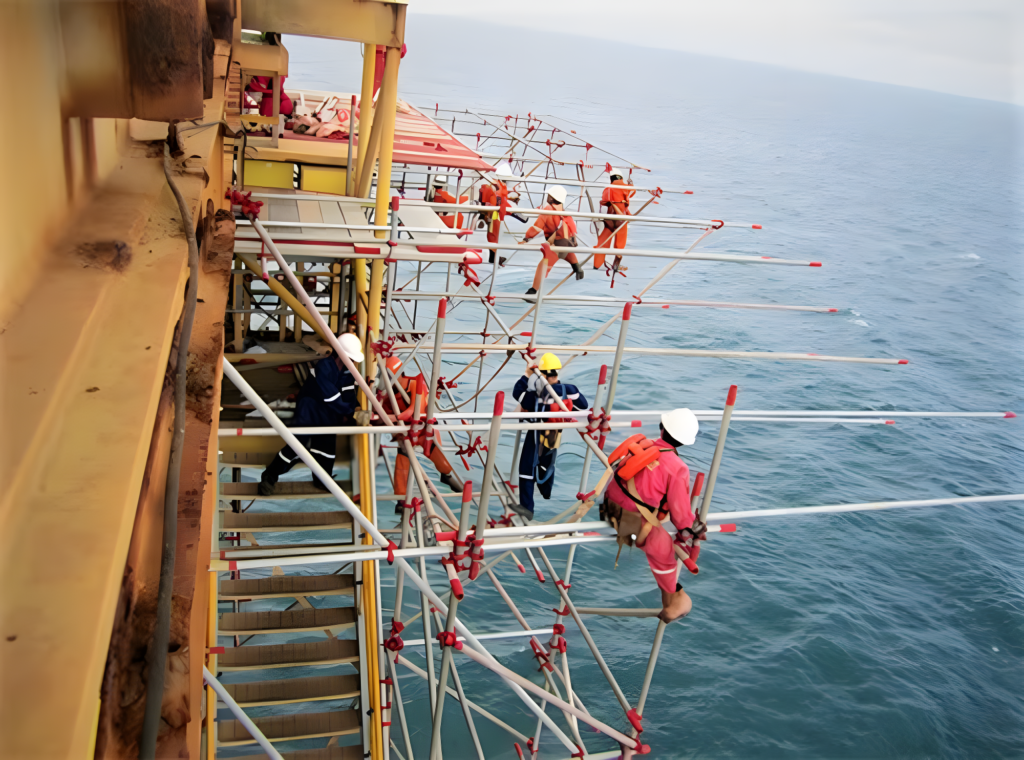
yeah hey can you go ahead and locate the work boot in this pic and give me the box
[439,472,463,492]
[257,476,276,496]
[488,252,507,267]
[523,287,537,301]
[571,262,585,281]
[508,502,535,522]
[658,587,693,623]
[310,476,341,492]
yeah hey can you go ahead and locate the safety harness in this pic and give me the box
[601,434,677,562]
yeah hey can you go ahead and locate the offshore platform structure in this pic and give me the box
[2,2,1019,760]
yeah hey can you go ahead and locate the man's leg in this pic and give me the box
[615,223,628,249]
[594,223,613,268]
[428,446,462,491]
[309,434,337,490]
[259,435,310,494]
[637,524,692,622]
[530,248,557,292]
[512,431,537,518]
[394,447,409,497]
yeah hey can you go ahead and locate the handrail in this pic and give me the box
[202,666,284,760]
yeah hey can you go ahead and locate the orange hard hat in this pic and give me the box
[386,356,403,374]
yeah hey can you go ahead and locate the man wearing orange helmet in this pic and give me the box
[383,356,461,505]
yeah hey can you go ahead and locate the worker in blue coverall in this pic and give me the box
[510,352,588,519]
[258,333,364,495]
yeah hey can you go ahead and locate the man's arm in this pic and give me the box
[665,461,694,532]
[317,361,356,417]
[512,374,531,404]
[563,384,587,410]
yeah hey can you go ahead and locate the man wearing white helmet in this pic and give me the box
[258,333,364,495]
[520,185,585,295]
[594,168,634,272]
[430,175,466,230]
[602,408,700,622]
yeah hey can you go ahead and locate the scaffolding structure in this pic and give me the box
[210,97,1020,760]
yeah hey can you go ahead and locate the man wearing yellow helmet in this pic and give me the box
[510,352,588,519]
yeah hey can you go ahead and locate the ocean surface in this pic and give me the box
[219,16,1024,759]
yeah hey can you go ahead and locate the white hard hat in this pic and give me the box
[432,175,448,186]
[661,408,699,446]
[547,185,567,204]
[492,163,514,178]
[610,167,627,179]
[337,332,365,363]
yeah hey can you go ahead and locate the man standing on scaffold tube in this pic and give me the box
[510,353,588,520]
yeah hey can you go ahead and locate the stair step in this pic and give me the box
[219,607,355,635]
[222,510,353,532]
[217,708,360,746]
[223,674,360,707]
[221,481,354,501]
[230,747,362,760]
[220,574,354,600]
[218,639,359,672]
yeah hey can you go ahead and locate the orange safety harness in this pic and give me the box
[608,434,675,521]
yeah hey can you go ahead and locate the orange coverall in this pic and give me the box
[478,180,508,244]
[389,373,454,496]
[523,204,580,290]
[433,188,466,229]
[594,179,635,268]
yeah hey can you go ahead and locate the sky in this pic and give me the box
[411,0,1024,106]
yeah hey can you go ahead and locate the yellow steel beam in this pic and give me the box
[364,46,400,386]
[354,43,377,192]
[240,0,406,47]
[0,154,198,759]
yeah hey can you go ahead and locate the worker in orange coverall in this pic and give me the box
[430,176,465,229]
[520,185,584,295]
[383,357,462,511]
[594,168,634,270]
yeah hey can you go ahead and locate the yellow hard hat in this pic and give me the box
[538,352,562,371]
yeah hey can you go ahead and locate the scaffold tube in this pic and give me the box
[203,667,285,760]
[388,342,908,365]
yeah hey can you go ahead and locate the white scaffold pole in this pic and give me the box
[203,667,285,760]
[707,493,1024,523]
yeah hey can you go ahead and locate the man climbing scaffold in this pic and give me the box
[430,175,465,229]
[594,167,635,272]
[258,333,363,495]
[510,352,588,519]
[520,185,585,295]
[601,408,701,622]
[382,356,462,507]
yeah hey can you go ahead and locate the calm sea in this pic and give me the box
[219,15,1024,759]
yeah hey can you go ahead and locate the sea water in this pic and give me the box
[218,16,1024,759]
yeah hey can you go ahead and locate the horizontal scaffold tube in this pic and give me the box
[425,409,1015,420]
[237,191,753,230]
[419,168,686,195]
[387,342,908,365]
[217,417,896,437]
[374,291,839,313]
[707,493,1024,523]
[213,534,613,569]
[213,494,1023,567]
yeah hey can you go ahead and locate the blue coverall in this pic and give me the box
[513,374,588,515]
[261,356,357,488]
